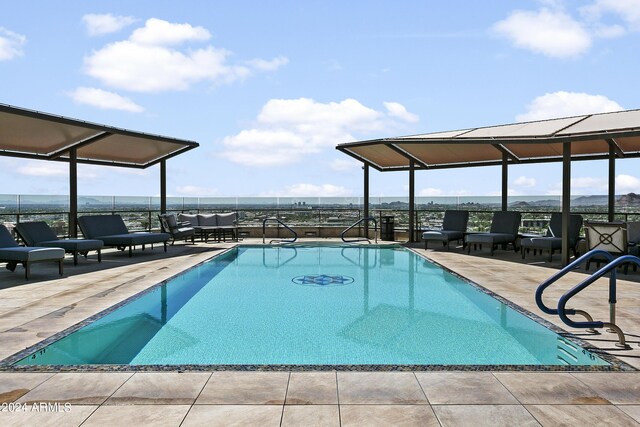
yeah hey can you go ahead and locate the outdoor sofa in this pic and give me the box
[78,215,170,257]
[0,224,64,279]
[465,211,522,255]
[520,213,583,262]
[177,212,238,242]
[422,210,469,250]
[15,221,104,265]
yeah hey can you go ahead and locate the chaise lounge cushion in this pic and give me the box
[15,221,104,253]
[0,246,65,262]
[78,215,169,247]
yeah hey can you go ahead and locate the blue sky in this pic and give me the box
[1,0,640,198]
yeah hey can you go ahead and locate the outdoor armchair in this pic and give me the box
[0,224,64,279]
[158,213,195,245]
[520,213,583,262]
[583,220,630,273]
[78,215,170,257]
[465,211,522,255]
[15,221,103,265]
[422,210,469,250]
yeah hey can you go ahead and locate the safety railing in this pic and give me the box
[535,249,631,348]
[557,254,640,349]
[341,217,378,244]
[262,218,298,244]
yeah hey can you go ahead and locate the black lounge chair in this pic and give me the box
[422,210,469,250]
[158,213,195,245]
[15,221,104,265]
[466,211,522,255]
[78,215,170,257]
[0,224,64,279]
[520,213,583,262]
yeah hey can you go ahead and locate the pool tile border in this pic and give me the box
[0,244,635,372]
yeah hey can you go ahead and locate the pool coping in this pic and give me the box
[0,243,636,372]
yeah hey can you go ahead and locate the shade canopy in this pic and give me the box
[0,103,199,168]
[336,109,640,171]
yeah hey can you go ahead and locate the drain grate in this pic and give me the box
[292,274,354,287]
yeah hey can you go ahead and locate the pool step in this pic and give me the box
[556,338,580,365]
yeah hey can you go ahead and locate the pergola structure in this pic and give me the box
[337,109,640,265]
[0,103,199,236]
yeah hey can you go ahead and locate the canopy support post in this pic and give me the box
[69,148,78,238]
[608,144,615,222]
[363,164,369,238]
[562,142,571,266]
[160,160,167,215]
[409,159,415,242]
[501,153,508,211]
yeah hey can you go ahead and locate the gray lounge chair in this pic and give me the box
[158,213,195,245]
[422,210,469,250]
[78,215,170,257]
[15,221,104,265]
[0,224,64,279]
[520,213,583,262]
[466,211,522,255]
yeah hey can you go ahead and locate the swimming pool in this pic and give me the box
[14,244,609,367]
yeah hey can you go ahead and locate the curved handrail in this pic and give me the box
[557,254,638,348]
[535,249,615,315]
[262,246,298,268]
[340,246,379,268]
[262,217,297,244]
[341,217,378,244]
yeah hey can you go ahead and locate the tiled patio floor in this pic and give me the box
[1,239,640,426]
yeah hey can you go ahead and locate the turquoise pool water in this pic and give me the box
[16,245,608,366]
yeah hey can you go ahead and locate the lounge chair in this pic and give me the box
[78,215,170,257]
[0,224,64,279]
[520,213,583,262]
[422,210,469,250]
[466,211,522,255]
[158,213,195,245]
[15,221,104,265]
[583,220,630,272]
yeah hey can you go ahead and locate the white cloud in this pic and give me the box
[175,185,219,196]
[129,18,210,45]
[615,174,640,193]
[68,87,144,112]
[329,158,361,172]
[593,24,626,38]
[16,162,99,179]
[418,187,443,196]
[513,176,536,187]
[384,102,419,123]
[84,18,287,93]
[517,91,623,121]
[581,0,640,31]
[246,56,289,71]
[82,13,137,36]
[493,9,591,58]
[262,183,352,197]
[220,98,418,167]
[0,27,26,60]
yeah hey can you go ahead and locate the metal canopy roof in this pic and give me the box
[336,109,640,171]
[0,103,199,168]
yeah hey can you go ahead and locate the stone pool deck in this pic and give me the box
[1,239,640,426]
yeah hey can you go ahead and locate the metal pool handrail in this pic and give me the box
[557,254,640,349]
[535,249,615,317]
[341,217,377,244]
[262,217,298,244]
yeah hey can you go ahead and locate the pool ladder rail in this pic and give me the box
[341,217,378,244]
[262,217,298,244]
[535,249,634,349]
